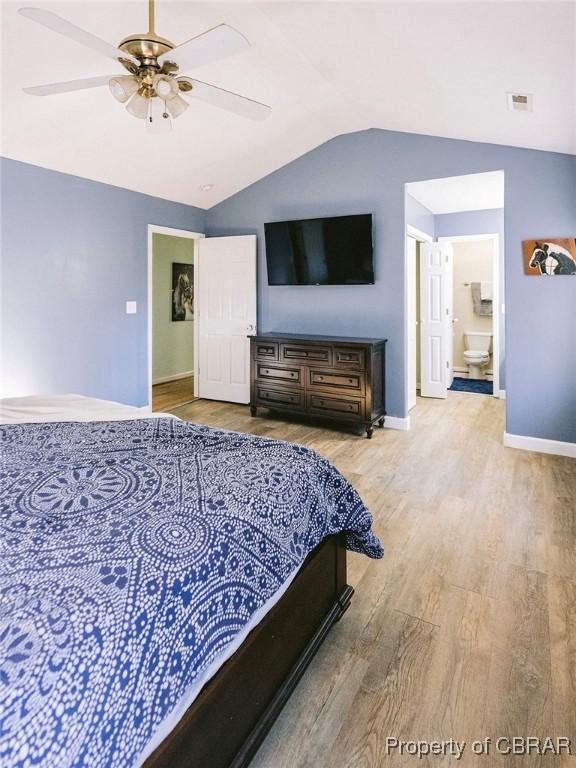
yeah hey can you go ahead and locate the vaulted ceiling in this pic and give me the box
[2,1,574,208]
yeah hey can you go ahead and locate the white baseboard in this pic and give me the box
[152,370,194,385]
[385,415,410,431]
[499,389,506,399]
[503,432,576,459]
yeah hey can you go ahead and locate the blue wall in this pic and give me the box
[435,208,505,388]
[206,129,576,443]
[406,194,435,238]
[0,158,205,406]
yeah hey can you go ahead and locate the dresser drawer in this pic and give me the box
[257,362,302,386]
[256,385,305,409]
[254,341,278,361]
[308,369,365,395]
[307,393,365,420]
[280,343,332,366]
[333,346,366,370]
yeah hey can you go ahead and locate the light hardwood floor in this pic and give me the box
[152,376,197,412]
[172,393,576,767]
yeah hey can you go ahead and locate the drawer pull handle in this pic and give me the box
[290,372,296,377]
[319,401,324,406]
[349,378,354,383]
[348,404,354,410]
[319,376,324,380]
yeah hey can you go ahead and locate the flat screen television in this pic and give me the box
[264,213,374,285]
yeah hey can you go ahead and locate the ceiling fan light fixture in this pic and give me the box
[126,91,150,119]
[154,75,178,101]
[109,75,139,103]
[166,93,189,119]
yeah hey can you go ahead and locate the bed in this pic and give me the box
[0,395,383,768]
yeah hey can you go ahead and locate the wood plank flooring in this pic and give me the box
[152,376,196,411]
[172,393,576,767]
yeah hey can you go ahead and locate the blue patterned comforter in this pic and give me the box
[0,417,382,767]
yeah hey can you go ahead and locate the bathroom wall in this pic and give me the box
[152,234,194,383]
[452,241,493,374]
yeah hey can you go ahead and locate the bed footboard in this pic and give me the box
[144,533,353,768]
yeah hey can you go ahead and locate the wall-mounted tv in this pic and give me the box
[264,213,374,286]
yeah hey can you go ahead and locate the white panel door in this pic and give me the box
[197,235,256,403]
[420,241,453,399]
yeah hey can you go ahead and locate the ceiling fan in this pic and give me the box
[19,0,271,132]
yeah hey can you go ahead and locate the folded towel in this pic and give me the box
[471,282,493,316]
[480,281,493,300]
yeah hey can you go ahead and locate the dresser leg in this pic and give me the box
[377,417,385,428]
[250,405,257,417]
[365,423,374,439]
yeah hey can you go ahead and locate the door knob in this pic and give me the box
[247,323,255,333]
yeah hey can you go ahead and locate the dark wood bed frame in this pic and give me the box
[144,534,353,768]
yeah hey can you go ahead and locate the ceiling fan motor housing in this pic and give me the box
[119,31,174,62]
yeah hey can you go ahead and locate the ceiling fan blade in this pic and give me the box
[161,24,249,73]
[179,78,271,121]
[23,75,117,96]
[18,7,130,62]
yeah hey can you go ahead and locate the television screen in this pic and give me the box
[264,214,374,285]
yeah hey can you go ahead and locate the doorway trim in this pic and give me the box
[437,233,501,398]
[147,224,205,409]
[405,225,433,416]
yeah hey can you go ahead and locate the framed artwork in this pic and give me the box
[522,238,576,276]
[171,262,194,321]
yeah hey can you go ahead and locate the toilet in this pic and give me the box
[463,331,492,380]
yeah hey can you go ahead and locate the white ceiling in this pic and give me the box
[1,1,575,209]
[407,170,504,214]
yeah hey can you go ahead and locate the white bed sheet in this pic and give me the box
[1,393,304,766]
[0,394,174,424]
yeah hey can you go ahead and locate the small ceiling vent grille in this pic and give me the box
[507,92,533,112]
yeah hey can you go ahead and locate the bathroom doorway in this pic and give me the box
[405,171,505,409]
[438,235,500,396]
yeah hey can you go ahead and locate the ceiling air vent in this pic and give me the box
[507,92,533,112]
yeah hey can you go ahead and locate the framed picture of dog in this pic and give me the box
[171,262,194,320]
[523,238,576,276]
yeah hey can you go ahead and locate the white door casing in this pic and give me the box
[147,225,204,408]
[197,235,257,403]
[420,241,453,399]
[445,244,454,389]
[406,236,418,411]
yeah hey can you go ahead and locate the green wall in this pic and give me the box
[152,233,194,382]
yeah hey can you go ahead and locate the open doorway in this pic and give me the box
[438,235,500,396]
[405,171,505,410]
[147,225,203,411]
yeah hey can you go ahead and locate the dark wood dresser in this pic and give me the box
[250,332,387,438]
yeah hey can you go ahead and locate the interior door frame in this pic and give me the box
[437,234,501,398]
[147,224,205,409]
[405,225,433,414]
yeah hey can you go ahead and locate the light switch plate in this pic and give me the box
[126,301,137,314]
